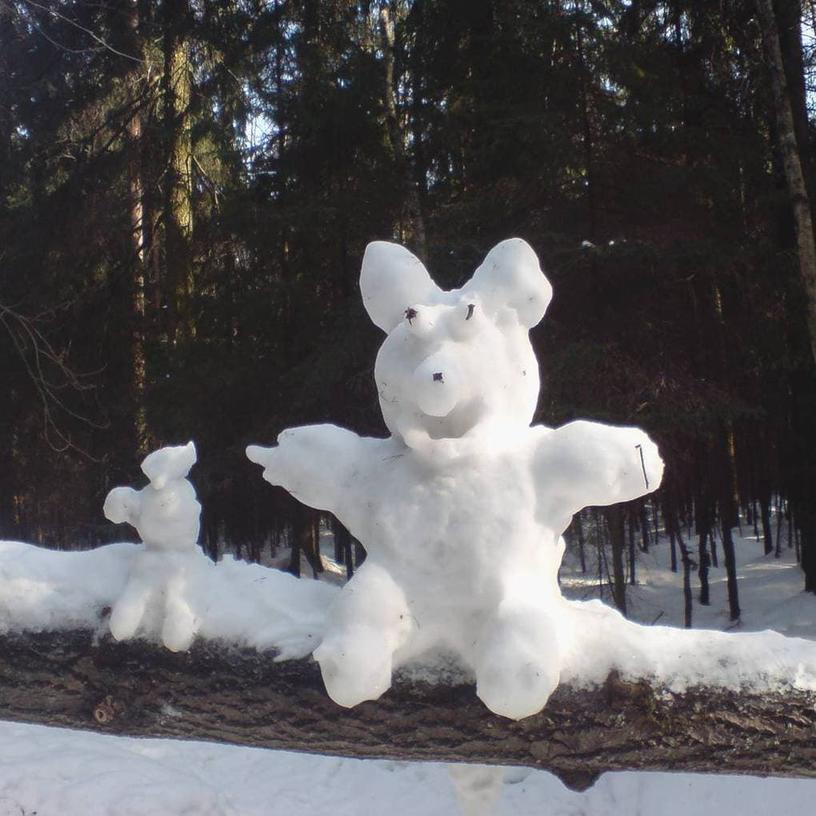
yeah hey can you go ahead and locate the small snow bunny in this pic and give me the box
[103,441,203,652]
[248,239,664,719]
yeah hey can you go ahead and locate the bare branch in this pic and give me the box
[0,300,107,459]
[10,0,143,62]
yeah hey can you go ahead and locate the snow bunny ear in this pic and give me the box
[141,441,197,491]
[462,238,552,329]
[103,486,142,526]
[360,241,442,332]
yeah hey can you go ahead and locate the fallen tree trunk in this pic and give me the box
[1,631,814,792]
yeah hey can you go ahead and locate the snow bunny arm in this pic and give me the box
[532,420,664,528]
[246,425,375,524]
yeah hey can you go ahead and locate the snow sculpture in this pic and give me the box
[103,441,203,652]
[247,238,664,719]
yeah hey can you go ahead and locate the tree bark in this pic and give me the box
[379,3,427,258]
[125,0,149,454]
[1,631,814,793]
[698,530,711,606]
[759,0,816,595]
[757,0,816,366]
[0,4,14,192]
[605,506,627,616]
[163,0,195,343]
[760,494,774,556]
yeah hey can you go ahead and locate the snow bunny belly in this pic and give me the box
[351,446,559,611]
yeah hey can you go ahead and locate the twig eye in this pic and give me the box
[466,304,475,320]
[405,308,417,325]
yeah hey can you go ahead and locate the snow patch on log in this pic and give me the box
[1,540,815,696]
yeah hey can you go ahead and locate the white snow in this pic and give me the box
[3,536,815,698]
[103,442,203,651]
[247,238,664,718]
[0,719,813,816]
[2,538,815,814]
[0,540,334,660]
[3,533,815,814]
[2,242,813,720]
[2,238,815,810]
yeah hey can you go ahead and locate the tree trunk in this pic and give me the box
[605,506,627,616]
[757,0,816,365]
[125,0,149,454]
[758,0,816,594]
[1,632,815,792]
[669,529,678,574]
[332,516,354,579]
[290,504,323,578]
[163,0,194,343]
[639,502,650,552]
[0,5,14,192]
[760,494,774,556]
[720,429,742,620]
[698,531,711,606]
[627,509,636,586]
[575,3,597,240]
[576,512,587,574]
[379,3,427,258]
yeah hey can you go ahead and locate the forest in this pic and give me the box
[2,0,816,623]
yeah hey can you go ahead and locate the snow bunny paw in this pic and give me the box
[103,442,203,652]
[313,626,396,707]
[248,237,664,718]
[473,605,562,720]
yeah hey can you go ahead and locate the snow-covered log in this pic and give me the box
[0,629,815,792]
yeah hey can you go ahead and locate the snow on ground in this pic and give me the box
[0,719,814,816]
[559,517,815,639]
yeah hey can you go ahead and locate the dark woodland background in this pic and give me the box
[2,0,816,619]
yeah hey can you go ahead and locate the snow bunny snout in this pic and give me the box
[361,239,552,448]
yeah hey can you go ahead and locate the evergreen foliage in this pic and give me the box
[2,0,816,598]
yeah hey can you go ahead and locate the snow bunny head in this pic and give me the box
[361,238,552,449]
[103,442,200,551]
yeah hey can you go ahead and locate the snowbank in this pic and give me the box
[2,539,815,697]
[0,719,813,816]
[0,541,335,660]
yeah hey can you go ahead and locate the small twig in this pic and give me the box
[635,444,649,489]
[0,300,107,459]
[14,0,144,62]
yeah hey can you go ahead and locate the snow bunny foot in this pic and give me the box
[247,237,664,718]
[472,604,561,720]
[314,626,396,707]
[313,563,413,707]
[103,442,203,652]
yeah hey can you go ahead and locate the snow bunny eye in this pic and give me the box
[403,305,435,337]
[448,301,479,340]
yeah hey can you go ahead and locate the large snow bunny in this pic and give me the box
[104,442,204,652]
[247,239,663,719]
